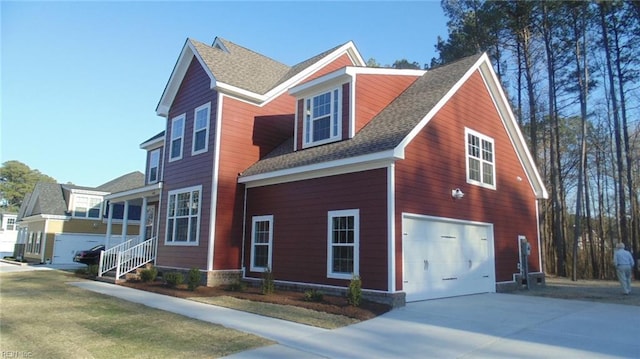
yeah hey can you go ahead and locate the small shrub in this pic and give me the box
[226,280,247,292]
[347,275,362,307]
[303,289,324,302]
[164,271,184,288]
[261,267,275,295]
[187,267,201,291]
[74,267,89,276]
[87,264,99,277]
[139,266,158,283]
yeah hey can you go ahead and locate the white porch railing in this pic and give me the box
[98,237,156,279]
[98,236,141,277]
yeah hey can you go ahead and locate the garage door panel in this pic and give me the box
[403,216,495,302]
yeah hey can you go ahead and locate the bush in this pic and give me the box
[164,271,184,288]
[347,275,362,307]
[303,289,324,302]
[139,266,158,282]
[187,267,201,291]
[226,280,247,292]
[261,267,275,295]
[87,264,99,277]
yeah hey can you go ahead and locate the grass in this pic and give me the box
[190,296,359,329]
[0,270,272,358]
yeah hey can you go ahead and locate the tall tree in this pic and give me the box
[0,161,56,212]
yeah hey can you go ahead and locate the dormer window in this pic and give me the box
[304,88,341,147]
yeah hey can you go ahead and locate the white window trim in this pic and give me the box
[465,128,496,190]
[169,114,185,162]
[250,215,274,272]
[303,87,342,148]
[148,148,160,184]
[165,185,202,246]
[71,194,103,219]
[327,209,359,279]
[192,102,211,156]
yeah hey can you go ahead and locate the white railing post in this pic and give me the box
[98,250,104,277]
[115,251,121,280]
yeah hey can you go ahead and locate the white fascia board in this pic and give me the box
[395,56,484,154]
[104,183,163,202]
[70,188,110,196]
[476,58,548,200]
[156,40,218,117]
[19,214,69,223]
[139,136,165,150]
[239,150,399,188]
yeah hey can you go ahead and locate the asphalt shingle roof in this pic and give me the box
[191,38,351,95]
[96,172,145,193]
[240,54,483,178]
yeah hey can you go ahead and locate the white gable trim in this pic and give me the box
[157,40,367,115]
[394,54,548,200]
[156,39,218,117]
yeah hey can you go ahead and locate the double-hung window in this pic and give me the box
[148,149,160,183]
[327,209,359,279]
[72,195,102,219]
[304,88,341,147]
[466,128,496,189]
[192,103,210,155]
[250,215,273,272]
[166,186,201,244]
[170,114,185,161]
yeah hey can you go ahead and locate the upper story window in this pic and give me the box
[304,88,341,147]
[192,103,210,155]
[72,195,103,219]
[169,114,185,161]
[466,128,495,189]
[148,149,160,184]
[6,218,15,230]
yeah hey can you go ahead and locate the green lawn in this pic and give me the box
[0,270,272,358]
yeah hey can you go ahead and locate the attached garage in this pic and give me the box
[402,214,496,302]
[52,234,126,264]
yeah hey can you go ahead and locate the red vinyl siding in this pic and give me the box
[156,56,217,269]
[354,74,420,132]
[394,71,540,289]
[245,169,389,290]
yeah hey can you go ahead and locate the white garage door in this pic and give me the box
[402,215,495,302]
[52,234,127,264]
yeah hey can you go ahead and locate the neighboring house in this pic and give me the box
[0,212,18,257]
[128,37,547,305]
[16,172,145,264]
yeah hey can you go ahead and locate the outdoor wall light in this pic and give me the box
[451,188,465,199]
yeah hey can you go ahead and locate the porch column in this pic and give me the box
[121,200,129,242]
[106,202,114,249]
[140,197,148,241]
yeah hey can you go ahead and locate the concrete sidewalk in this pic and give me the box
[72,280,640,358]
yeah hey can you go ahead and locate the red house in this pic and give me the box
[111,37,547,305]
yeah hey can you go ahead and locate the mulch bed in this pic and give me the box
[120,280,391,321]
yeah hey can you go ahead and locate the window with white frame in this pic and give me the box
[170,114,185,161]
[148,149,160,183]
[250,215,273,272]
[6,218,15,230]
[466,128,496,189]
[166,186,201,244]
[304,87,341,147]
[34,231,41,254]
[192,102,210,155]
[72,195,102,219]
[327,209,359,279]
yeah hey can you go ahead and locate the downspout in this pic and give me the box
[535,199,543,273]
[241,184,248,278]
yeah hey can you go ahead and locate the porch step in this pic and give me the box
[96,270,125,284]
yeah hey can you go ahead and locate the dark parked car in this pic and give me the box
[73,245,105,265]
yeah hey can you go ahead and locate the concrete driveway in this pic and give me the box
[3,261,637,358]
[226,293,639,358]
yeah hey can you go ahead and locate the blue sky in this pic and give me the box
[1,1,447,187]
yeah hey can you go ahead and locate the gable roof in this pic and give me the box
[156,37,365,116]
[239,53,548,200]
[17,171,145,220]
